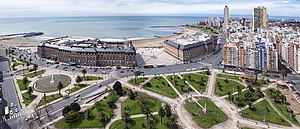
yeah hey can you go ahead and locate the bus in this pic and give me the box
[4,106,9,118]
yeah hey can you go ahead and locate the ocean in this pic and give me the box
[0,16,205,39]
[0,16,298,40]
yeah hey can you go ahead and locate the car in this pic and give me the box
[0,98,2,104]
[192,68,197,71]
[94,69,97,72]
[10,110,13,115]
[98,84,102,88]
[55,65,59,68]
[120,71,124,73]
[75,94,80,98]
[76,65,81,68]
[74,98,79,102]
[15,107,19,113]
[186,69,191,72]
[11,103,14,108]
[102,71,106,74]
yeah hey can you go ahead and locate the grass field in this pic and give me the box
[143,76,177,98]
[38,93,62,107]
[122,94,162,115]
[66,84,90,94]
[55,91,122,128]
[265,89,299,125]
[23,70,46,78]
[181,73,208,92]
[217,73,242,82]
[215,78,245,96]
[184,98,227,128]
[110,115,170,129]
[128,77,148,86]
[79,76,103,81]
[22,92,37,106]
[167,75,189,94]
[229,90,262,107]
[240,100,291,126]
[17,79,31,91]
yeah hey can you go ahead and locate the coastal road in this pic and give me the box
[0,48,22,129]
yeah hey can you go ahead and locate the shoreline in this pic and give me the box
[0,26,198,48]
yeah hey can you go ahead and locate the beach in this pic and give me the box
[0,26,198,48]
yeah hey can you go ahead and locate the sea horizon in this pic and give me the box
[0,15,299,40]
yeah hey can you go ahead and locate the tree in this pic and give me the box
[187,75,191,81]
[62,105,71,116]
[57,81,63,95]
[85,108,93,120]
[166,115,177,129]
[26,63,30,69]
[134,71,141,84]
[81,69,87,80]
[158,107,166,124]
[22,77,29,88]
[122,111,131,129]
[280,69,288,80]
[29,58,32,64]
[227,91,232,100]
[237,85,242,96]
[70,102,81,112]
[128,89,136,100]
[113,81,123,95]
[33,64,38,74]
[64,111,79,123]
[146,116,156,129]
[142,105,152,120]
[165,104,172,117]
[76,76,82,86]
[27,87,33,97]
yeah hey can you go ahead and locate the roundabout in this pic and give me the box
[34,74,71,93]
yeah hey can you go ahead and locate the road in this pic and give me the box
[0,48,22,129]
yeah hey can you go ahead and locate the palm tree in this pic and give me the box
[26,63,30,69]
[227,91,232,100]
[81,69,87,80]
[22,77,29,88]
[76,76,82,86]
[57,81,63,95]
[27,87,33,97]
[237,85,242,96]
[29,58,32,64]
[33,64,38,75]
[141,105,152,120]
[85,108,93,120]
[165,104,172,117]
[158,107,166,124]
[122,111,131,129]
[166,115,177,129]
[280,69,288,80]
[146,116,156,129]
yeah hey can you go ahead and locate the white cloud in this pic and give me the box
[0,0,299,17]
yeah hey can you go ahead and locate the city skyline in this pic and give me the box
[1,0,300,18]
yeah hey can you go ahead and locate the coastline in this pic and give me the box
[0,26,198,48]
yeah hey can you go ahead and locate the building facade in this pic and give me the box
[253,6,268,32]
[163,34,217,62]
[223,5,229,32]
[37,39,136,67]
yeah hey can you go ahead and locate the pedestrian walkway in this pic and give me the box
[0,112,22,123]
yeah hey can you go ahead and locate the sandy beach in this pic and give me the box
[132,26,198,48]
[0,26,198,48]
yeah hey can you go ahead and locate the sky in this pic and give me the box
[0,0,300,18]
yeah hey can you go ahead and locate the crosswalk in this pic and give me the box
[0,113,21,123]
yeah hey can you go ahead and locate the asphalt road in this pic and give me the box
[0,48,21,129]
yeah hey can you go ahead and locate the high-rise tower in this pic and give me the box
[223,5,229,32]
[253,6,268,32]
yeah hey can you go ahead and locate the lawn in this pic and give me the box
[240,100,291,126]
[22,92,37,106]
[215,78,245,96]
[79,76,103,81]
[217,73,242,82]
[167,75,189,94]
[110,115,170,129]
[17,79,31,91]
[128,77,148,86]
[15,68,30,73]
[66,84,90,94]
[12,62,21,71]
[23,70,46,78]
[184,98,227,128]
[181,73,208,92]
[16,58,33,65]
[38,93,62,107]
[55,91,122,128]
[122,93,162,115]
[143,76,178,98]
[245,78,267,88]
[265,89,299,125]
[228,90,263,107]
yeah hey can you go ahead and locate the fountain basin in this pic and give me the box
[34,74,71,93]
